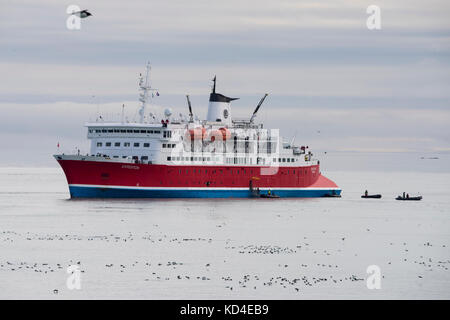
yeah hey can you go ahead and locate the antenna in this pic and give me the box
[212,76,216,93]
[250,93,268,124]
[121,104,125,123]
[290,130,297,147]
[186,95,194,122]
[138,62,158,123]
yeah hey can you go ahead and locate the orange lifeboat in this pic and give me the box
[219,127,231,141]
[208,127,231,142]
[185,127,206,140]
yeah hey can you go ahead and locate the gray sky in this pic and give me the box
[1,0,449,165]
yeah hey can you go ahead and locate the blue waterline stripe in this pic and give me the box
[68,186,341,198]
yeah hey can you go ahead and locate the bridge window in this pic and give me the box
[97,142,102,147]
[134,142,140,147]
[106,142,111,147]
[115,142,120,147]
[144,143,150,147]
[124,142,130,147]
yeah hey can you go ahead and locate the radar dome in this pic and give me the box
[164,108,172,118]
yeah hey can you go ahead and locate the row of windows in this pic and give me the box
[111,155,148,159]
[225,157,253,164]
[90,129,162,134]
[166,157,265,163]
[166,156,298,164]
[167,156,212,162]
[97,142,150,148]
[222,157,296,164]
[274,158,296,163]
[162,144,176,148]
[166,168,299,175]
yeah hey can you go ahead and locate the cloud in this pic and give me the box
[2,61,450,99]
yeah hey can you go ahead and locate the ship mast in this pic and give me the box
[138,62,156,123]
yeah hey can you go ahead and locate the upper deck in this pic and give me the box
[82,120,317,168]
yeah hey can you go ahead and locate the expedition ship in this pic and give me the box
[55,64,341,198]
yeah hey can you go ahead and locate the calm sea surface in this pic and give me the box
[0,152,449,299]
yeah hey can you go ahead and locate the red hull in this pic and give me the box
[58,159,338,189]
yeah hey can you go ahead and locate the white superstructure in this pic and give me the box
[83,65,315,168]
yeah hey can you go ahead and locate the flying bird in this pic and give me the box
[70,9,92,18]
